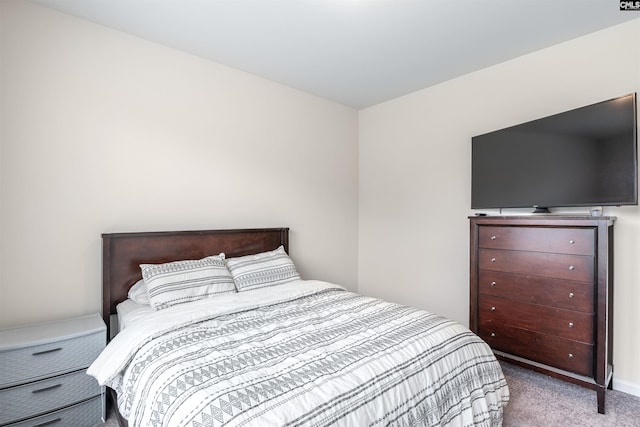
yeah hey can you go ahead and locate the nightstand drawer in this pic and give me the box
[0,369,101,425]
[0,332,104,388]
[5,395,103,427]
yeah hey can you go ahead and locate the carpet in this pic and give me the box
[501,362,640,426]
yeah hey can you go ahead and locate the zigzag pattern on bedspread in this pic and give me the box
[115,289,509,427]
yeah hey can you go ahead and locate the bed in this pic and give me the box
[91,228,509,427]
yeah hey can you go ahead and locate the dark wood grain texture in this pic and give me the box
[478,270,594,312]
[478,248,594,282]
[481,323,594,377]
[478,225,595,255]
[469,215,614,414]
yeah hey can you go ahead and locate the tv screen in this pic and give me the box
[471,93,638,211]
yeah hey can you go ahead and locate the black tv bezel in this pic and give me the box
[471,93,638,211]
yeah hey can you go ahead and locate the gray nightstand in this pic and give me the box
[0,314,106,426]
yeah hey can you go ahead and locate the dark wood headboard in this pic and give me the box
[102,228,289,339]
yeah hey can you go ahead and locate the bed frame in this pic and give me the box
[101,227,289,426]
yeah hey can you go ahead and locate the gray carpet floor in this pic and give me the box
[501,362,640,426]
[102,361,640,426]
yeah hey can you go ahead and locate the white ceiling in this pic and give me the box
[33,0,638,109]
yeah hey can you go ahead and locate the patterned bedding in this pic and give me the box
[88,281,509,426]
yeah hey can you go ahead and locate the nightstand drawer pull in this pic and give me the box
[569,292,575,298]
[491,235,497,240]
[491,258,496,263]
[568,322,574,328]
[569,265,575,271]
[32,348,62,356]
[34,418,62,427]
[491,306,496,312]
[490,281,496,287]
[569,240,575,244]
[32,383,62,394]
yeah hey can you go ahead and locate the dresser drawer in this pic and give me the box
[478,226,595,255]
[479,322,593,377]
[5,395,103,427]
[478,270,594,313]
[479,295,594,343]
[0,369,101,425]
[0,332,104,388]
[479,248,594,282]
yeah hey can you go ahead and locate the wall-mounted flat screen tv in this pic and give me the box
[471,93,637,212]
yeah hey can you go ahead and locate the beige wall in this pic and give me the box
[359,19,640,394]
[0,1,359,327]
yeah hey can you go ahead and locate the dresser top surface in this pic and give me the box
[0,314,105,351]
[469,214,616,219]
[470,215,616,225]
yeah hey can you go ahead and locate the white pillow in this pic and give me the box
[116,299,154,331]
[226,245,300,292]
[127,279,150,305]
[141,254,235,310]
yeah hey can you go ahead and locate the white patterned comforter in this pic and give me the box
[88,280,509,427]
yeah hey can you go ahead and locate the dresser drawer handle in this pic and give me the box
[491,235,497,240]
[569,265,575,271]
[569,292,575,298]
[568,322,574,328]
[490,332,496,337]
[34,418,62,427]
[32,383,62,394]
[491,258,496,263]
[568,353,574,359]
[490,281,497,287]
[569,240,575,244]
[491,306,496,312]
[32,347,62,356]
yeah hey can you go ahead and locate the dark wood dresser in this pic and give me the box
[469,215,614,414]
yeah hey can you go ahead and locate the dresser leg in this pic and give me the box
[597,387,606,414]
